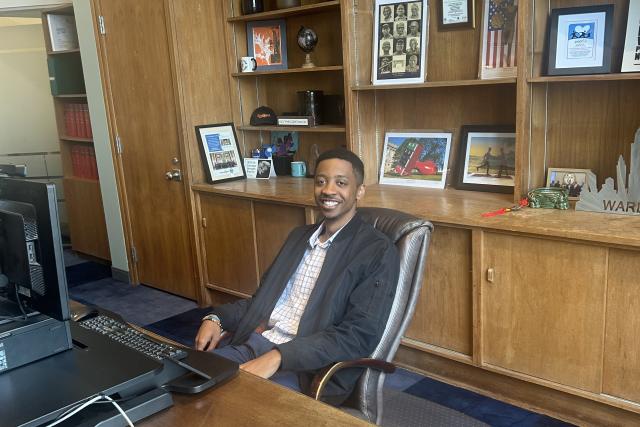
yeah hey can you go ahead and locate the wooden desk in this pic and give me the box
[141,370,370,427]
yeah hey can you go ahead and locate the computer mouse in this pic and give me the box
[71,305,99,322]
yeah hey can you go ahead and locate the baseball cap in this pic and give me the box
[250,106,277,126]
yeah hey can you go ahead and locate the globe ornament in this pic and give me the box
[297,26,318,68]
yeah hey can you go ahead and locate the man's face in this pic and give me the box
[411,4,419,16]
[382,25,390,36]
[382,6,391,19]
[382,41,390,53]
[396,5,405,16]
[409,55,417,66]
[396,23,405,35]
[395,39,405,52]
[409,22,419,35]
[410,39,417,50]
[314,158,364,227]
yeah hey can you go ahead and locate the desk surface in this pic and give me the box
[140,370,369,426]
[133,325,369,426]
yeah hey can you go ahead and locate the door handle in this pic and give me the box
[165,169,182,181]
[486,268,495,283]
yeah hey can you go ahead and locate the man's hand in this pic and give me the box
[240,349,281,378]
[194,320,222,351]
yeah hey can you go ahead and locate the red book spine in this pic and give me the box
[73,104,81,138]
[78,104,86,138]
[84,104,93,139]
[64,104,74,137]
[82,146,90,179]
[71,146,80,177]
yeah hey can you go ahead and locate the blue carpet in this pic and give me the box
[65,261,111,288]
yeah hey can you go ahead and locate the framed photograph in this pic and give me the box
[454,125,515,193]
[621,2,640,73]
[546,168,596,201]
[244,158,273,179]
[547,5,614,76]
[479,0,518,79]
[372,0,429,85]
[379,130,453,188]
[246,19,287,71]
[195,123,245,183]
[438,0,474,30]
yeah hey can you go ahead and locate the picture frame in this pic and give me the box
[195,123,246,184]
[246,19,288,71]
[621,2,640,73]
[454,125,515,193]
[244,158,273,179]
[438,0,474,30]
[379,130,453,188]
[546,168,596,201]
[546,5,614,76]
[479,0,518,79]
[372,0,429,85]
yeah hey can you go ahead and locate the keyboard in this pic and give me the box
[79,315,188,361]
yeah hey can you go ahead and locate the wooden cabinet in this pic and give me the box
[42,6,110,260]
[198,192,306,300]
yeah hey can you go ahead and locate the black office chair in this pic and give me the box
[309,207,433,425]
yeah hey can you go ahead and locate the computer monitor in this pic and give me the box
[0,178,69,321]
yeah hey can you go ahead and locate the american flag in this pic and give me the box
[486,0,517,68]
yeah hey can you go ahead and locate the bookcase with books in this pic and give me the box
[42,5,110,260]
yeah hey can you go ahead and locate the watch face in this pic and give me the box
[563,173,576,185]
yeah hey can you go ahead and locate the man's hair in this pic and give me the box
[316,148,365,185]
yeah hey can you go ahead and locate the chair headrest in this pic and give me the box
[357,207,432,244]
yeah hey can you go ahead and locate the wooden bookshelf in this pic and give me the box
[47,48,81,55]
[528,73,640,83]
[231,65,343,77]
[60,136,93,143]
[237,125,346,133]
[226,1,340,22]
[352,78,517,91]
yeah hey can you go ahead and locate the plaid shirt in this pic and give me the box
[262,220,350,345]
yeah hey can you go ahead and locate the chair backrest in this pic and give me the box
[345,207,433,424]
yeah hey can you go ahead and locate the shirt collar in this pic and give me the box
[308,215,355,248]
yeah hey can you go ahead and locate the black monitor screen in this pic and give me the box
[0,178,69,321]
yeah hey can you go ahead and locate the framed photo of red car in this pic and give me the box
[454,125,515,193]
[379,130,452,188]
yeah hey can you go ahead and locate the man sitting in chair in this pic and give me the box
[195,148,400,405]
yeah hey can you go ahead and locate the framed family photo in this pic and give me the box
[372,0,429,85]
[246,19,288,71]
[621,2,640,73]
[379,130,452,188]
[479,0,518,79]
[195,123,246,183]
[454,125,515,193]
[546,168,596,201]
[547,5,614,76]
[438,0,474,30]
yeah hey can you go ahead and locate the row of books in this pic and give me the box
[70,146,99,180]
[64,103,92,138]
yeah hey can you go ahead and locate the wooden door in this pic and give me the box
[481,232,607,392]
[94,0,196,298]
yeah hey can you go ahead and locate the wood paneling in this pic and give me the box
[405,225,473,356]
[199,194,258,295]
[254,202,306,278]
[603,249,640,402]
[63,177,110,260]
[481,233,607,392]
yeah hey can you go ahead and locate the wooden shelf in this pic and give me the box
[352,78,517,91]
[48,48,80,55]
[60,136,93,143]
[66,176,99,184]
[231,65,343,77]
[528,73,640,83]
[238,124,346,133]
[54,93,87,98]
[227,1,340,22]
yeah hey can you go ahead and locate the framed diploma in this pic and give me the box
[438,0,474,30]
[621,1,640,73]
[547,5,614,76]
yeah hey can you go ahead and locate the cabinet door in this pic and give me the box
[405,226,473,357]
[481,233,607,392]
[253,202,306,280]
[200,194,257,296]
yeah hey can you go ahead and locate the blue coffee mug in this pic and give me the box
[291,161,306,177]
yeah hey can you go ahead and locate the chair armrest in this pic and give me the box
[309,358,396,400]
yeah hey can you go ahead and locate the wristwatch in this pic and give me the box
[202,314,223,332]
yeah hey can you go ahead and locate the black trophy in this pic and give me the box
[297,26,318,68]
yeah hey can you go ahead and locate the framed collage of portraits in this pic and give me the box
[372,0,429,85]
[195,123,246,184]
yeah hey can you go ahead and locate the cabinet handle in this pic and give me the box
[486,268,495,283]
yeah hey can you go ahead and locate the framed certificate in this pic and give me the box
[438,0,474,30]
[547,5,614,76]
[621,1,640,73]
[195,123,246,183]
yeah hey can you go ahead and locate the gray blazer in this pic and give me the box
[211,213,400,403]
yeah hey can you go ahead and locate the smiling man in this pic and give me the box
[195,148,400,405]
